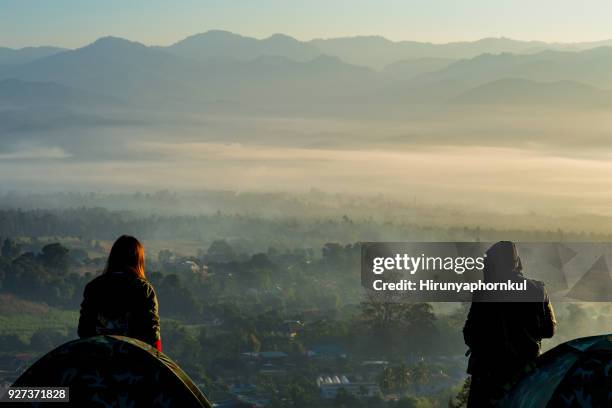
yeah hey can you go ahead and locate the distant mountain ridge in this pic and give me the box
[383,57,457,79]
[165,31,612,69]
[165,30,321,63]
[0,78,118,108]
[0,46,66,67]
[0,37,206,105]
[452,78,612,107]
[0,37,390,108]
[3,31,612,111]
[415,46,612,88]
[6,30,612,71]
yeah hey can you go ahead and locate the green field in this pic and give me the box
[0,295,78,341]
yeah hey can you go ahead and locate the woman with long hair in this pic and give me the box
[77,235,162,351]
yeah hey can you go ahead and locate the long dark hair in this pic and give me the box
[105,235,145,279]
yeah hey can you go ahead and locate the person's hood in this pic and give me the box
[483,241,523,282]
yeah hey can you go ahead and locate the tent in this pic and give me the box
[12,335,212,407]
[499,334,612,407]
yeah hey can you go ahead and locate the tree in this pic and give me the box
[322,243,343,262]
[39,243,70,272]
[334,387,364,408]
[395,396,433,408]
[448,377,470,408]
[0,257,9,288]
[0,334,28,352]
[162,321,201,363]
[1,238,21,260]
[379,363,411,393]
[288,376,317,408]
[361,292,408,334]
[69,248,89,265]
[360,291,417,354]
[411,361,433,394]
[158,249,174,265]
[379,367,395,392]
[401,303,438,354]
[395,362,411,391]
[205,240,237,263]
[157,274,202,319]
[5,253,47,299]
[249,253,274,270]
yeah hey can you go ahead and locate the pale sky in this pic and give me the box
[2,0,612,48]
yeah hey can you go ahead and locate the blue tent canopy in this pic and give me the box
[499,334,612,407]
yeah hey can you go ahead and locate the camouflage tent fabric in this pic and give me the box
[12,335,212,408]
[499,334,612,408]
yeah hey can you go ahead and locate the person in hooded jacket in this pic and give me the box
[464,241,556,407]
[78,235,162,351]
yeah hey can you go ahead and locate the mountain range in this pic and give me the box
[164,30,321,63]
[0,36,390,109]
[0,46,66,67]
[414,47,612,89]
[452,78,612,107]
[0,78,117,108]
[163,30,612,69]
[2,30,612,112]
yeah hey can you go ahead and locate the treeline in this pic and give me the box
[1,208,610,253]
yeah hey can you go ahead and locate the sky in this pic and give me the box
[2,0,612,48]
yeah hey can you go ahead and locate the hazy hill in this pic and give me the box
[185,54,390,107]
[164,31,612,70]
[165,30,321,62]
[415,47,612,89]
[0,78,118,108]
[5,31,612,72]
[383,57,456,79]
[0,37,212,105]
[5,33,612,111]
[0,78,125,136]
[452,78,612,107]
[0,36,390,109]
[309,36,563,69]
[0,46,65,67]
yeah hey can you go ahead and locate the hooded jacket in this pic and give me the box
[464,241,556,375]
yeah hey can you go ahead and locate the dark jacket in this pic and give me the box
[78,272,161,347]
[463,288,556,407]
[464,284,556,375]
[463,241,556,406]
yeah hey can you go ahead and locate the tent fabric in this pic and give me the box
[498,334,612,408]
[12,335,212,408]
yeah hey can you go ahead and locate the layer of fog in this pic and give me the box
[3,106,612,220]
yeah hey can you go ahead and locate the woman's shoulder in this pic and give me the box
[86,272,155,293]
[134,277,156,295]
